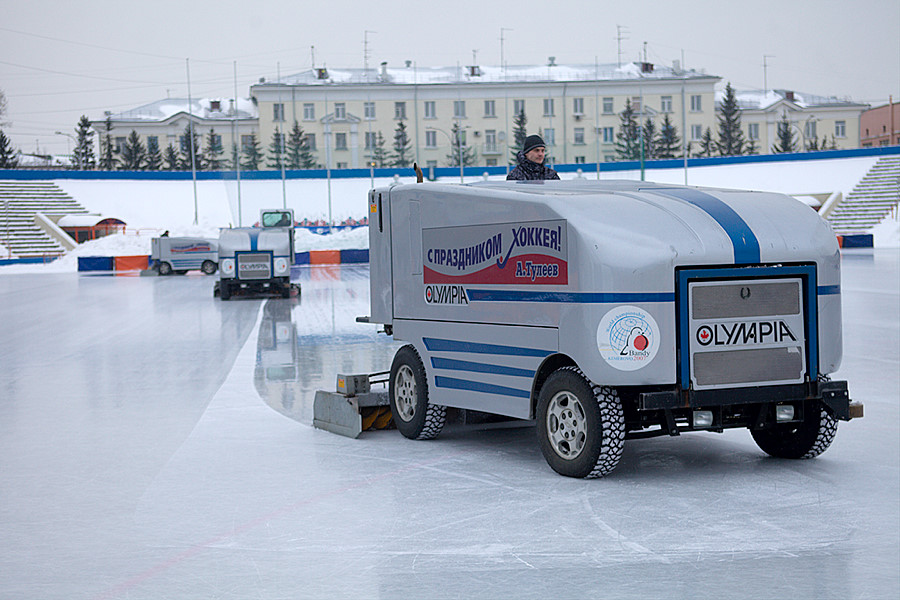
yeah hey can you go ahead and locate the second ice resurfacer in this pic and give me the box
[358,179,862,478]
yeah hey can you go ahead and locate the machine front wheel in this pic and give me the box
[389,345,446,440]
[536,367,625,478]
[751,402,837,459]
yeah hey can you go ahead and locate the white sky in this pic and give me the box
[3,0,899,156]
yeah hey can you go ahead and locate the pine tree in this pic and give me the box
[641,117,657,160]
[0,129,19,168]
[202,129,225,170]
[119,130,146,170]
[745,137,759,155]
[510,109,527,163]
[229,143,241,170]
[615,98,641,160]
[145,136,162,170]
[699,127,716,157]
[654,114,681,159]
[772,113,799,153]
[446,122,477,167]
[266,128,286,169]
[179,124,202,171]
[391,121,412,167]
[241,133,264,170]
[98,114,117,170]
[716,82,746,156]
[371,132,389,167]
[73,115,95,170]
[286,121,312,169]
[163,144,180,170]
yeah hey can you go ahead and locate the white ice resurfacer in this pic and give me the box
[333,179,863,478]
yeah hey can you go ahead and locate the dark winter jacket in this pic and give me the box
[506,150,560,181]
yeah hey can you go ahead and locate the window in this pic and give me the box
[690,95,702,112]
[574,127,585,145]
[602,97,614,114]
[336,162,348,169]
[147,136,159,152]
[273,103,285,122]
[573,97,584,115]
[272,132,285,151]
[334,103,346,120]
[804,120,817,140]
[574,156,586,164]
[631,97,642,113]
[513,99,525,115]
[486,158,497,166]
[394,102,407,119]
[364,102,375,119]
[334,132,347,150]
[691,124,703,141]
[364,131,377,150]
[602,127,614,144]
[425,130,437,148]
[303,103,315,121]
[835,120,846,138]
[304,133,316,151]
[484,129,497,153]
[210,133,222,148]
[454,100,466,118]
[543,128,555,146]
[748,123,759,140]
[424,101,436,119]
[543,98,555,116]
[661,96,672,113]
[484,100,496,117]
[241,135,254,150]
[115,137,126,153]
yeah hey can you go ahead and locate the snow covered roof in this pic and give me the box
[105,97,258,122]
[724,88,867,111]
[260,62,716,87]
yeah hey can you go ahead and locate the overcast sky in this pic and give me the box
[3,0,899,157]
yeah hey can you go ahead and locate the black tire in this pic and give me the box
[219,282,231,300]
[389,345,446,440]
[158,261,172,276]
[201,260,217,275]
[751,402,837,459]
[536,367,625,478]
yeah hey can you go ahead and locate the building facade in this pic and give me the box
[734,89,867,153]
[91,97,258,166]
[250,61,721,170]
[860,99,900,147]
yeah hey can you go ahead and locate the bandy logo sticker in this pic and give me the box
[597,306,660,371]
[423,220,567,286]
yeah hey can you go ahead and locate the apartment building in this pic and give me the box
[860,99,900,147]
[734,89,868,152]
[250,61,721,169]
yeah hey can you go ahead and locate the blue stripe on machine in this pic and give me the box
[247,230,261,251]
[431,357,535,378]
[817,285,840,295]
[465,290,674,303]
[424,337,553,357]
[434,376,531,399]
[651,187,761,265]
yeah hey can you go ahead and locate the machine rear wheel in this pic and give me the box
[201,260,217,275]
[751,402,837,459]
[536,367,625,478]
[389,345,446,440]
[158,261,172,276]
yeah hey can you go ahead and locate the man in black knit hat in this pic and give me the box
[507,134,560,180]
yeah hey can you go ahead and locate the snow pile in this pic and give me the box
[872,210,900,248]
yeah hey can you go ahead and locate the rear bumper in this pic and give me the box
[639,379,861,421]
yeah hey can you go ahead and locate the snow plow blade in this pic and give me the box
[313,373,393,438]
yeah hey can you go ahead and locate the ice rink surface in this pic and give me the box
[1,250,898,600]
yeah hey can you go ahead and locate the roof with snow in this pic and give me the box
[103,97,258,123]
[258,62,717,87]
[724,88,868,110]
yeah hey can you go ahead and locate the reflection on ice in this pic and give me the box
[255,265,401,425]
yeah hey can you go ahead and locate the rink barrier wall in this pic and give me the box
[837,234,874,248]
[70,249,371,271]
[3,146,898,181]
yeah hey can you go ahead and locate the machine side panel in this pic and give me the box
[393,319,558,420]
